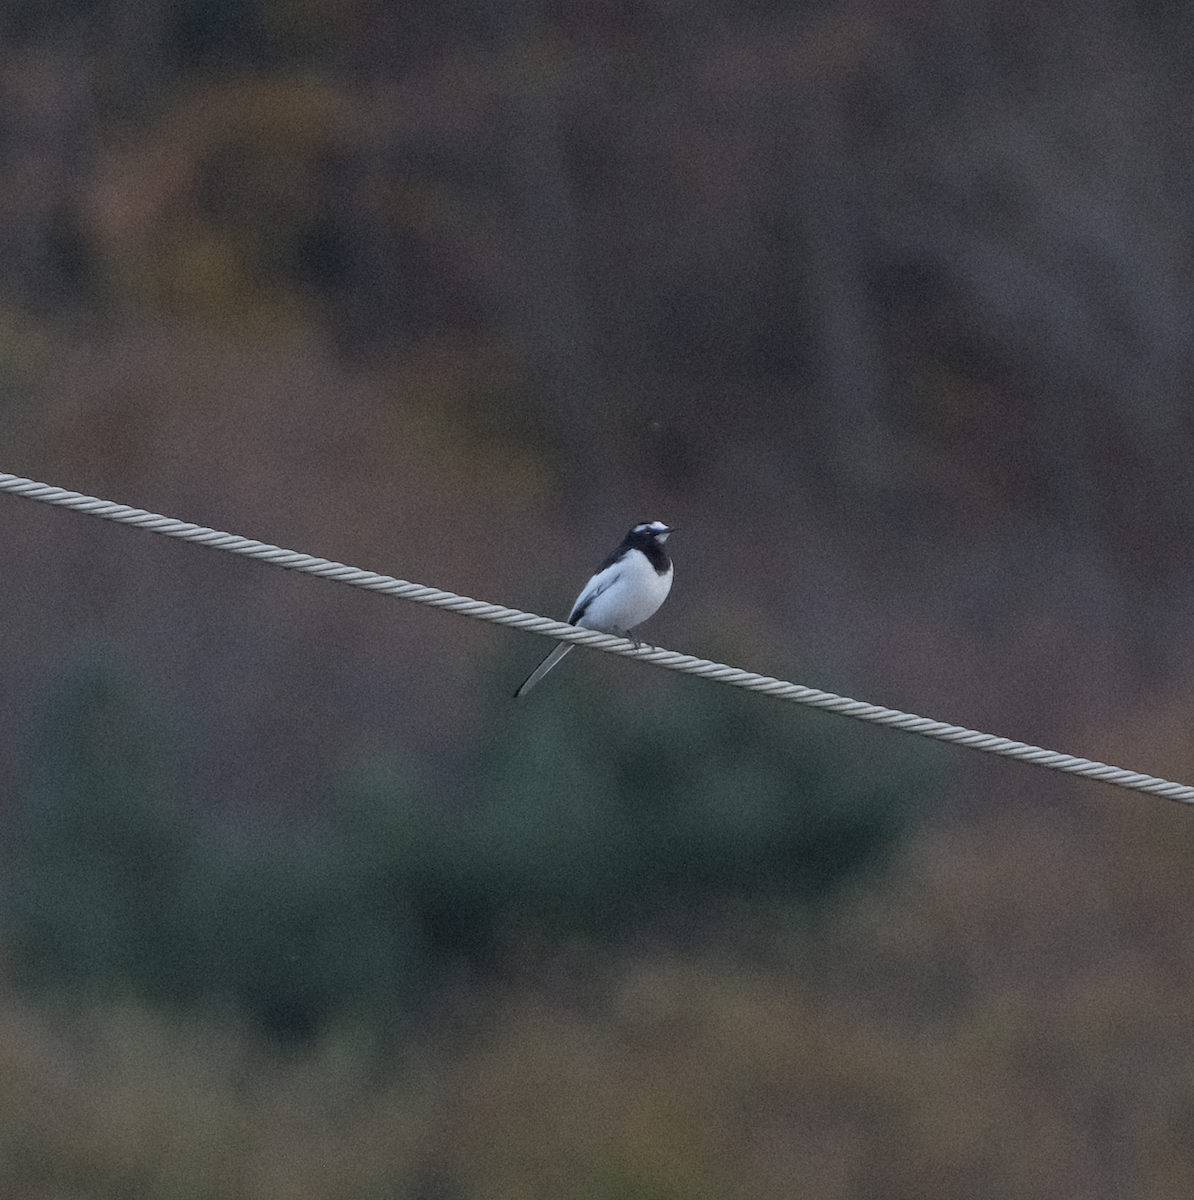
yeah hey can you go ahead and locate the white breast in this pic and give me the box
[571,550,673,636]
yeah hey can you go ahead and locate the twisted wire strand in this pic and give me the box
[2,470,1191,805]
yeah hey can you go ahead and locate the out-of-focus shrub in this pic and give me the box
[3,649,937,1038]
[6,647,192,997]
[424,663,937,954]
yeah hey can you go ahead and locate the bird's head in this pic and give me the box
[630,520,676,543]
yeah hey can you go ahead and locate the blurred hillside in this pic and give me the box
[3,0,1194,787]
[5,0,1194,1196]
[6,0,1194,760]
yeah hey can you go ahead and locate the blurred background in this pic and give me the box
[4,0,1194,1196]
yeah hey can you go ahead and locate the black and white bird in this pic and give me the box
[514,520,676,698]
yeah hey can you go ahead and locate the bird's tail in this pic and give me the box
[513,641,575,698]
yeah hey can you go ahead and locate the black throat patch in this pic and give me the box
[618,527,671,575]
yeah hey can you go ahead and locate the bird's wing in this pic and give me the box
[567,561,623,625]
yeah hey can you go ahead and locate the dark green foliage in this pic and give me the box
[4,649,937,1038]
[5,651,421,1038]
[170,825,422,1039]
[7,647,191,996]
[424,664,937,953]
[319,659,937,968]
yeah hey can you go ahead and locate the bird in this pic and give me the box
[514,521,677,698]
